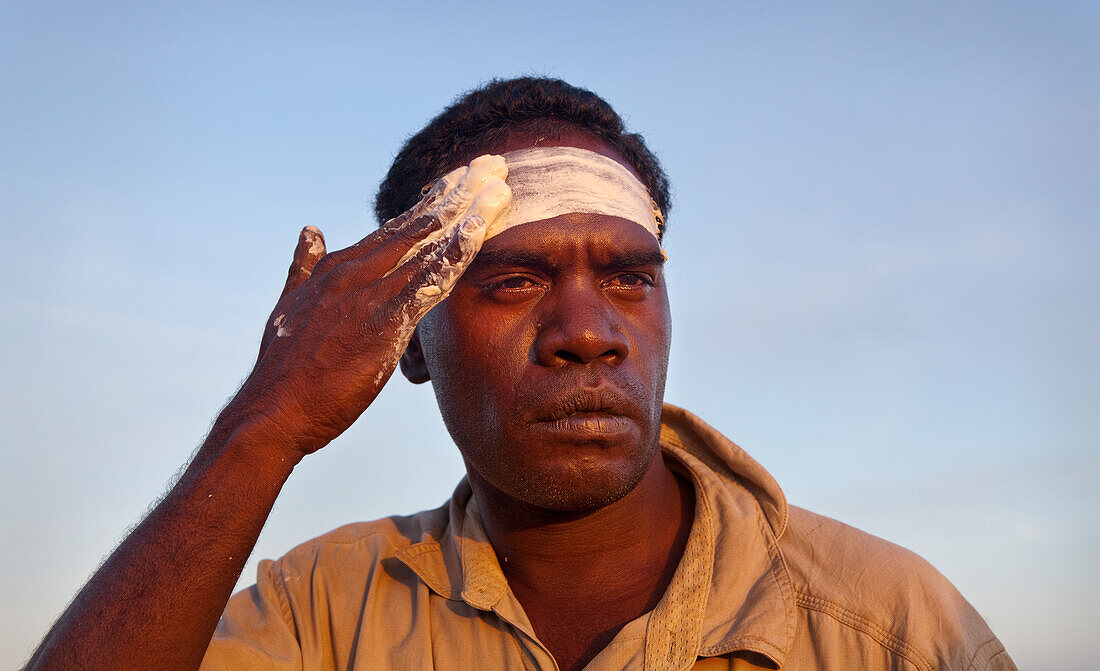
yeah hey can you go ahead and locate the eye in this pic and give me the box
[602,272,655,301]
[481,274,546,302]
[606,272,652,289]
[494,276,539,290]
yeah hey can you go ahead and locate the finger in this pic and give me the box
[384,212,490,319]
[370,174,501,281]
[319,155,505,282]
[380,171,510,281]
[310,167,465,276]
[326,211,448,289]
[378,154,504,274]
[428,155,507,225]
[281,226,326,297]
[378,167,463,233]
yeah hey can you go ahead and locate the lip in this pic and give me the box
[536,388,632,422]
[532,411,634,440]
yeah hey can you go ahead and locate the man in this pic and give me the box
[25,78,1015,671]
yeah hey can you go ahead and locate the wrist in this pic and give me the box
[202,404,305,483]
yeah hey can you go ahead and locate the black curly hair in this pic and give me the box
[374,77,671,237]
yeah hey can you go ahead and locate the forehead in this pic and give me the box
[450,132,663,262]
[472,213,664,269]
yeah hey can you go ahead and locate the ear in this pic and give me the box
[399,326,431,384]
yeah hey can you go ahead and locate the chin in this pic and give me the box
[483,448,655,513]
[525,482,636,513]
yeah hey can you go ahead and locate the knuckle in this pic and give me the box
[312,252,338,276]
[379,212,404,229]
[357,305,407,343]
[290,265,312,285]
[358,312,388,339]
[409,268,449,303]
[413,238,446,264]
[442,240,465,264]
[394,275,428,308]
[308,274,338,308]
[401,214,441,239]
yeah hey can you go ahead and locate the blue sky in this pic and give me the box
[1,2,1097,668]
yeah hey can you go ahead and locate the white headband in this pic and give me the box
[437,146,663,241]
[495,146,663,240]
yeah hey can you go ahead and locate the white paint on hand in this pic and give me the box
[414,284,442,301]
[373,212,492,388]
[389,155,511,275]
[273,313,291,337]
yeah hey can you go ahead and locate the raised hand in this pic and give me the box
[227,155,511,459]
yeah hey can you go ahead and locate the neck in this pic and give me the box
[469,448,695,623]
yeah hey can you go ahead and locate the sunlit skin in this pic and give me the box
[23,130,693,671]
[411,215,670,509]
[400,132,695,671]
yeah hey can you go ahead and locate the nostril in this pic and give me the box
[554,346,622,365]
[534,298,629,366]
[556,350,585,364]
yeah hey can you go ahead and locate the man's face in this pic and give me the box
[405,134,671,512]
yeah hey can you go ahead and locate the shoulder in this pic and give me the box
[780,505,1011,670]
[205,505,456,670]
[266,503,450,590]
[781,505,944,600]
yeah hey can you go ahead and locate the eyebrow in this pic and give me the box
[597,248,667,269]
[471,248,555,270]
[471,247,666,271]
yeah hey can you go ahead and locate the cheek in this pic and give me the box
[419,302,529,461]
[418,303,467,381]
[631,297,673,371]
[419,300,511,406]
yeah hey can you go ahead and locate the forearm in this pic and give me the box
[25,417,299,671]
[25,160,502,671]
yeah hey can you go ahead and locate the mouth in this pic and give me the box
[539,389,631,421]
[531,390,636,440]
[537,412,631,436]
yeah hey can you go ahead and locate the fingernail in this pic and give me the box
[300,226,325,257]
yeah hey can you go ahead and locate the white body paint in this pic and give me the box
[439,147,663,241]
[273,313,290,337]
[497,146,662,239]
[392,155,511,274]
[372,156,508,384]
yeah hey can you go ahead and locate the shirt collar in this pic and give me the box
[394,402,797,670]
[392,478,505,608]
[393,479,543,641]
[659,404,797,668]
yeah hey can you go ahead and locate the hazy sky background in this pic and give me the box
[2,2,1096,669]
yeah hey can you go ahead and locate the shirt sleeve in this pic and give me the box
[199,559,303,671]
[964,636,1018,671]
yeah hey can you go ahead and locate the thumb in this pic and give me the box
[282,226,326,297]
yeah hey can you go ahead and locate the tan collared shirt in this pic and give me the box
[201,404,1015,670]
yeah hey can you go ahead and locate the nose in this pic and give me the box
[532,285,629,366]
